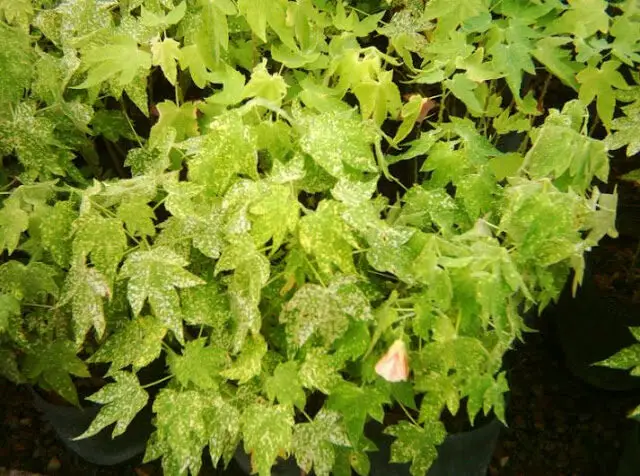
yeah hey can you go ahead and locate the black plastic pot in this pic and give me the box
[547,264,640,391]
[617,419,640,476]
[31,387,154,465]
[234,417,503,476]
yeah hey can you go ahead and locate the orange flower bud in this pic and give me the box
[375,339,409,382]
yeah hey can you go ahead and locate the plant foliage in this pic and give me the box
[1,0,635,474]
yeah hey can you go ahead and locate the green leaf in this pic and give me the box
[238,0,267,41]
[384,420,447,476]
[598,344,640,370]
[299,201,357,275]
[169,338,227,390]
[147,388,228,476]
[59,260,110,343]
[241,403,294,476]
[547,0,609,38]
[243,60,288,106]
[0,22,33,105]
[140,1,186,28]
[22,340,90,406]
[488,22,536,99]
[265,361,306,409]
[0,293,20,334]
[296,110,379,179]
[150,100,199,145]
[353,71,402,126]
[220,334,267,383]
[299,349,342,394]
[444,74,484,115]
[208,396,241,467]
[249,182,299,250]
[327,381,390,447]
[0,349,23,383]
[532,37,580,91]
[74,35,151,89]
[605,101,640,157]
[179,44,213,89]
[151,37,182,86]
[72,214,127,282]
[0,197,28,255]
[280,278,372,348]
[0,261,58,302]
[216,236,270,350]
[577,61,629,127]
[120,246,205,343]
[117,197,156,238]
[76,371,148,439]
[293,409,351,476]
[465,372,508,424]
[184,111,257,194]
[89,316,167,375]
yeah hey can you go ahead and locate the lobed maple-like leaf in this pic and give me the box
[220,334,267,383]
[0,22,33,105]
[88,315,167,375]
[293,409,351,476]
[280,278,372,348]
[22,340,90,406]
[265,361,306,409]
[384,420,447,476]
[0,197,28,255]
[76,371,148,439]
[0,260,58,302]
[120,247,204,343]
[464,372,509,425]
[74,35,151,89]
[169,338,227,390]
[59,260,110,343]
[298,201,357,275]
[72,213,127,283]
[326,381,390,447]
[146,388,238,476]
[240,403,294,476]
[296,110,379,179]
[577,60,629,127]
[299,349,342,394]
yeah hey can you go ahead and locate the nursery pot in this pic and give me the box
[548,265,640,391]
[31,387,154,465]
[617,418,640,476]
[233,416,503,476]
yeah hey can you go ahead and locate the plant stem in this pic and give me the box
[399,402,419,426]
[141,374,173,389]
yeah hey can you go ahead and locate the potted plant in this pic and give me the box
[0,0,634,475]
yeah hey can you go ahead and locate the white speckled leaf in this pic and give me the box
[280,278,371,348]
[40,201,77,267]
[76,371,148,439]
[147,388,223,476]
[185,111,257,194]
[299,349,342,394]
[216,236,270,351]
[59,260,110,343]
[21,340,90,406]
[169,338,227,390]
[249,182,299,250]
[72,214,127,282]
[88,316,167,374]
[0,349,23,383]
[221,334,267,383]
[0,197,28,255]
[383,420,446,476]
[293,409,351,476]
[119,247,205,343]
[241,403,294,476]
[299,201,357,275]
[296,110,378,178]
[208,396,241,467]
